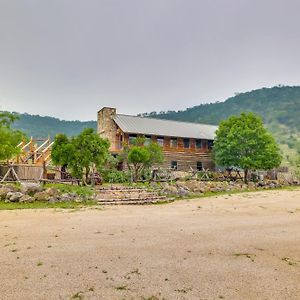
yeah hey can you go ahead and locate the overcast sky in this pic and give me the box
[0,0,299,120]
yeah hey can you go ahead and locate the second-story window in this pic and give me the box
[157,137,164,147]
[170,138,177,148]
[208,140,214,150]
[183,138,190,148]
[196,139,202,149]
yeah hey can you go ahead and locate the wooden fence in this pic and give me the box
[0,164,44,181]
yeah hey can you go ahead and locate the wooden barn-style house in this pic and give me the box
[97,107,217,171]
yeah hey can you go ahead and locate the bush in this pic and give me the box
[45,183,93,197]
[102,170,130,183]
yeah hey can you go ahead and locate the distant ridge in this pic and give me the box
[11,113,96,138]
[144,85,300,172]
[142,85,300,131]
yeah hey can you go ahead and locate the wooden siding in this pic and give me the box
[111,131,215,171]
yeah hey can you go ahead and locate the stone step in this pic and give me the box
[98,198,174,205]
[95,192,160,199]
[96,195,167,202]
[95,186,173,205]
[96,189,156,193]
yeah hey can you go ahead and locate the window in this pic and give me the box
[183,138,190,148]
[157,137,164,147]
[117,135,123,149]
[144,135,151,146]
[129,134,137,145]
[195,139,202,149]
[171,161,177,170]
[208,140,214,150]
[170,138,177,148]
[197,161,203,171]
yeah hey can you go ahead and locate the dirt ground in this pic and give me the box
[1,189,300,300]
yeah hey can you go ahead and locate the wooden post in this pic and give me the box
[42,161,47,185]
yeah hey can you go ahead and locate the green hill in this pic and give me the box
[141,85,300,173]
[11,113,97,138]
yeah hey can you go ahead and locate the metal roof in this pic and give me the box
[113,114,217,140]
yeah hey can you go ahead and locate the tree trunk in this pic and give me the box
[85,167,90,184]
[244,169,249,184]
[133,164,138,182]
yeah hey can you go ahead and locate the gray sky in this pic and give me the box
[0,0,299,121]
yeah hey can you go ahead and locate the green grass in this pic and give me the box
[0,200,97,210]
[44,183,93,197]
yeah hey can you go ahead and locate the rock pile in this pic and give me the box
[159,179,299,197]
[0,182,94,203]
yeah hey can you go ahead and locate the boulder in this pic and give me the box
[0,187,11,200]
[19,195,34,203]
[161,185,178,195]
[20,182,43,195]
[60,193,74,202]
[0,184,19,200]
[45,187,60,197]
[34,191,50,201]
[48,196,60,204]
[5,192,13,200]
[8,192,24,202]
[177,187,189,197]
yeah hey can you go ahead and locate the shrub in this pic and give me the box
[102,170,130,183]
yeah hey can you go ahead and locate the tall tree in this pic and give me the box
[0,112,24,161]
[71,128,110,183]
[51,128,110,184]
[213,112,282,182]
[51,134,74,167]
[125,136,164,182]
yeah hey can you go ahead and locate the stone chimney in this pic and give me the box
[97,107,117,150]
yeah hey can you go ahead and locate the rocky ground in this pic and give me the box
[0,189,300,299]
[0,182,92,204]
[1,179,299,204]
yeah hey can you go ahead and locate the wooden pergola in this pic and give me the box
[12,137,53,166]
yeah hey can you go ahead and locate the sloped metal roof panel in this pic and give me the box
[113,114,217,140]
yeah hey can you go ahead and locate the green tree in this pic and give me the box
[125,136,164,182]
[51,134,74,167]
[128,146,151,182]
[213,112,282,182]
[0,112,24,161]
[51,128,110,185]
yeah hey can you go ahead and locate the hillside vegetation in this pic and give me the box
[141,86,300,173]
[11,113,96,138]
